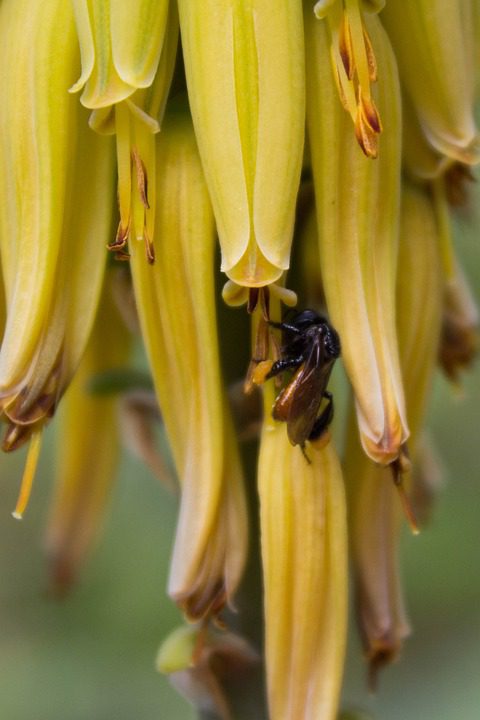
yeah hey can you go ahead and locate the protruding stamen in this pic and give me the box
[132,147,150,210]
[244,317,271,394]
[143,225,155,265]
[321,1,382,156]
[247,287,259,314]
[363,25,377,82]
[12,431,42,520]
[355,90,382,158]
[432,175,457,282]
[109,220,130,252]
[390,458,420,535]
[339,13,355,80]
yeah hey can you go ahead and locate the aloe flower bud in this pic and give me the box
[439,260,479,383]
[45,277,130,594]
[157,625,258,720]
[258,414,347,720]
[345,181,443,677]
[71,0,169,106]
[305,9,408,464]
[129,109,247,619]
[0,0,115,460]
[177,0,305,287]
[381,0,480,165]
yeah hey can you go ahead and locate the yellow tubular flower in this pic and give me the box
[345,181,443,677]
[129,109,247,620]
[177,0,305,287]
[0,0,116,456]
[258,407,348,720]
[71,0,178,262]
[305,9,408,465]
[381,0,480,165]
[45,276,131,594]
[71,0,170,106]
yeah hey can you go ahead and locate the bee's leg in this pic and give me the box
[300,443,312,465]
[265,355,303,379]
[308,392,334,441]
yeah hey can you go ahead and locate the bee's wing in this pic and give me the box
[286,341,334,446]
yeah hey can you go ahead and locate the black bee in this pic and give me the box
[266,309,341,449]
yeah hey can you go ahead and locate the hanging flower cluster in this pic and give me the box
[0,1,478,718]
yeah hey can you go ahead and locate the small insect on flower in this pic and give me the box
[266,310,341,451]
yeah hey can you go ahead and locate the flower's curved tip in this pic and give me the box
[429,131,480,167]
[11,511,22,521]
[313,0,337,20]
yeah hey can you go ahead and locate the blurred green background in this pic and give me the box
[0,223,478,720]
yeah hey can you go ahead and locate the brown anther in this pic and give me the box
[363,26,378,82]
[259,286,270,321]
[143,227,155,265]
[354,112,379,159]
[339,13,355,80]
[109,220,130,253]
[334,64,350,112]
[244,317,271,394]
[360,92,382,134]
[132,147,150,209]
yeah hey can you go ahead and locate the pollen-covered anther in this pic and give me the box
[109,221,130,252]
[354,91,382,158]
[354,112,378,159]
[132,148,150,210]
[142,226,155,265]
[339,13,355,80]
[359,90,382,134]
[319,1,383,155]
[363,25,377,82]
[390,451,420,536]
